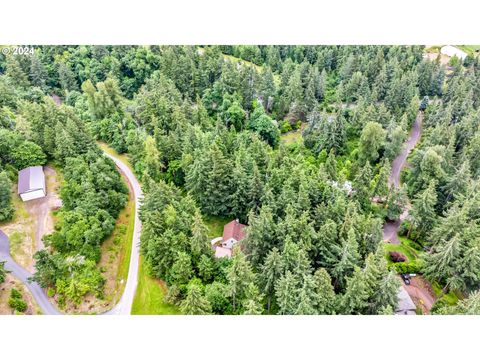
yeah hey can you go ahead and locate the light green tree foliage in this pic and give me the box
[313,268,336,314]
[446,291,480,315]
[385,185,408,221]
[205,281,231,314]
[180,279,212,315]
[275,271,299,315]
[170,252,194,286]
[0,171,14,222]
[242,282,264,315]
[11,141,47,169]
[227,251,255,311]
[259,247,283,313]
[243,206,277,267]
[144,135,163,181]
[341,251,400,314]
[359,121,386,164]
[0,261,10,283]
[410,180,438,239]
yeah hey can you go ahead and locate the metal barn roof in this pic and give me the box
[18,166,46,194]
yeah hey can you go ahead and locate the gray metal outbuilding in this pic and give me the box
[18,166,46,201]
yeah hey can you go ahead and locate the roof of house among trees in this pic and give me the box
[223,219,247,241]
[396,287,417,315]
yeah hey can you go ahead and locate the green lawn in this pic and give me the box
[457,45,480,56]
[9,231,26,259]
[116,198,135,285]
[384,235,422,264]
[98,174,136,305]
[131,259,180,315]
[384,243,417,264]
[281,131,302,145]
[431,281,460,306]
[204,216,229,238]
[97,141,136,289]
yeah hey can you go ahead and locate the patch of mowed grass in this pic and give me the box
[99,176,136,302]
[457,45,480,56]
[204,216,230,238]
[116,197,135,285]
[384,243,417,264]
[281,131,302,145]
[9,231,26,258]
[431,281,460,306]
[131,259,180,315]
[424,45,441,53]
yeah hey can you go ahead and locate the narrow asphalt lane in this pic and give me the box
[0,229,61,315]
[389,112,423,187]
[383,112,423,244]
[103,152,143,315]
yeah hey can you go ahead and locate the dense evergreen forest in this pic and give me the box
[1,45,480,314]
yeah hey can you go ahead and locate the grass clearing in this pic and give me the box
[204,216,229,238]
[94,173,136,310]
[132,259,180,315]
[281,131,302,145]
[0,185,35,271]
[384,243,417,264]
[9,231,27,259]
[457,45,480,57]
[431,281,460,306]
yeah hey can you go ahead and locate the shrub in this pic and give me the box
[9,288,27,313]
[279,120,292,134]
[47,287,56,297]
[294,120,302,130]
[389,251,407,263]
[393,260,423,274]
[118,224,127,235]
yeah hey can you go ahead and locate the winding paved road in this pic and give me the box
[381,111,437,314]
[104,153,143,315]
[0,229,61,314]
[383,112,423,244]
[0,152,142,315]
[389,113,423,188]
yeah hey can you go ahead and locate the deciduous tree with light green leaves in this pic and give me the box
[0,171,14,222]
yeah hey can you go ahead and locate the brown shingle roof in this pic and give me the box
[223,219,247,242]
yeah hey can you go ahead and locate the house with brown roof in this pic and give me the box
[211,219,247,258]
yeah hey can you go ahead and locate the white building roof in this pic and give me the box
[395,286,416,315]
[440,45,468,60]
[18,166,45,194]
[214,247,232,258]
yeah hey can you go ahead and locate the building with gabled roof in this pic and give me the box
[17,166,46,202]
[211,219,247,258]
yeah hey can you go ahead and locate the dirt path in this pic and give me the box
[402,277,436,314]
